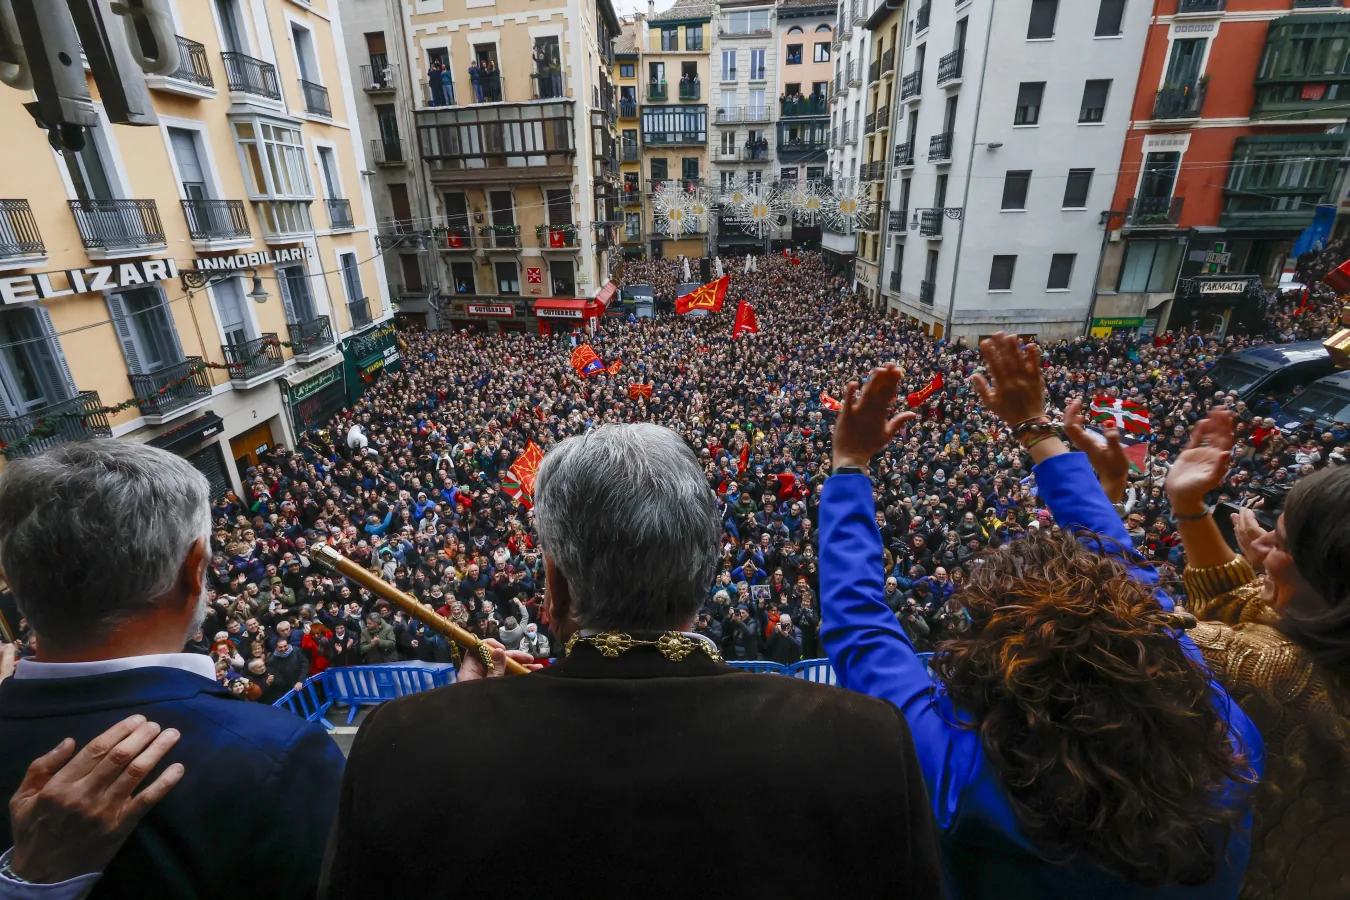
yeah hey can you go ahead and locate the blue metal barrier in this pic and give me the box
[786,658,836,684]
[726,660,788,674]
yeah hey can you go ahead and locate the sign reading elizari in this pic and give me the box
[0,247,312,305]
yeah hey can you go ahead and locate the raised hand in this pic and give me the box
[1232,506,1273,574]
[1064,398,1129,503]
[1165,408,1236,515]
[969,333,1046,427]
[831,364,918,471]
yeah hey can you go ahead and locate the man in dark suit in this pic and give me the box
[321,423,941,899]
[0,440,344,897]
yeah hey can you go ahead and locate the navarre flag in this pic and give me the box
[1090,396,1151,436]
[737,443,749,475]
[820,393,842,412]
[607,359,623,375]
[507,441,545,500]
[906,373,945,409]
[733,300,759,338]
[676,275,729,315]
[629,383,653,400]
[570,344,605,378]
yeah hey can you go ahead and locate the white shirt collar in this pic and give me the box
[14,653,218,683]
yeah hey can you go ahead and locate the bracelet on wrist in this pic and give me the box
[1172,504,1215,522]
[1015,421,1063,449]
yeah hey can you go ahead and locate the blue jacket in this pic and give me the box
[0,667,344,898]
[820,453,1263,899]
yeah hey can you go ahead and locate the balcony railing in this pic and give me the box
[622,182,643,204]
[480,226,521,248]
[888,269,901,292]
[287,316,335,358]
[868,60,880,85]
[715,106,743,124]
[901,69,922,100]
[181,199,250,242]
[327,198,354,231]
[881,49,895,77]
[537,225,580,248]
[865,112,877,134]
[436,226,475,249]
[876,107,889,130]
[223,334,284,383]
[0,200,45,259]
[917,0,931,31]
[622,141,639,160]
[889,209,907,230]
[894,142,914,167]
[1177,0,1225,11]
[300,79,331,117]
[532,71,566,100]
[679,80,701,100]
[857,209,878,232]
[1153,83,1207,119]
[130,358,211,418]
[938,49,964,85]
[919,278,936,305]
[860,160,885,182]
[221,51,281,100]
[781,97,829,117]
[1125,195,1185,227]
[620,99,637,118]
[69,199,165,251]
[372,137,404,166]
[848,60,862,87]
[920,208,944,237]
[361,62,396,92]
[0,392,112,459]
[929,131,954,162]
[348,297,373,330]
[648,82,669,101]
[168,36,213,88]
[1293,0,1341,6]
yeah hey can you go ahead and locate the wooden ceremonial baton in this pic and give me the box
[311,544,530,675]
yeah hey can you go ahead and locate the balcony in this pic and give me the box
[69,199,166,254]
[648,82,669,101]
[622,141,639,160]
[0,200,45,262]
[857,210,878,232]
[916,0,931,31]
[372,137,405,166]
[361,62,397,93]
[620,99,638,118]
[223,334,284,385]
[181,199,250,243]
[287,316,335,361]
[0,392,112,460]
[1176,0,1224,11]
[435,226,475,249]
[865,112,877,134]
[255,200,312,243]
[147,35,214,96]
[889,209,907,230]
[848,60,862,87]
[641,129,707,146]
[221,51,281,101]
[1293,0,1342,6]
[130,358,212,421]
[780,97,829,117]
[532,71,566,100]
[889,269,901,292]
[881,49,895,77]
[920,208,944,237]
[928,131,954,163]
[537,225,580,248]
[479,225,521,249]
[860,160,885,182]
[300,79,331,117]
[348,297,373,330]
[679,80,701,101]
[919,278,935,305]
[894,142,914,167]
[868,60,880,85]
[327,199,354,231]
[937,50,964,86]
[622,180,643,204]
[1154,83,1206,120]
[842,121,857,144]
[875,107,889,130]
[1125,196,1184,228]
[715,106,743,124]
[901,69,922,100]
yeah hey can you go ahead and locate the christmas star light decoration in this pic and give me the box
[732,182,787,238]
[820,178,874,233]
[718,174,752,216]
[787,179,826,225]
[651,180,696,236]
[684,181,716,231]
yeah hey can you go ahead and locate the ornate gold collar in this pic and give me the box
[565,631,724,664]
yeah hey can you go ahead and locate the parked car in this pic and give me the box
[1270,370,1350,434]
[1205,340,1336,402]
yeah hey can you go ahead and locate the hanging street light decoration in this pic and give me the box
[731,182,787,238]
[717,173,753,217]
[787,179,826,226]
[820,178,874,233]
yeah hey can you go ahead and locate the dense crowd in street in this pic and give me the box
[10,249,1346,698]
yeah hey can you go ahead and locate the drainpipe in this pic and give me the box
[942,0,997,339]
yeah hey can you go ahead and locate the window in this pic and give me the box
[1118,239,1182,292]
[316,146,342,199]
[649,61,665,84]
[720,89,736,117]
[1014,82,1044,125]
[726,10,770,33]
[340,251,365,304]
[551,259,576,295]
[721,50,737,81]
[620,63,635,78]
[1095,0,1125,37]
[640,106,708,143]
[496,262,520,294]
[450,261,475,293]
[1079,79,1110,123]
[232,120,313,198]
[1027,0,1058,39]
[807,165,825,180]
[787,44,803,65]
[1165,38,1206,89]
[682,157,699,181]
[720,170,736,190]
[661,27,679,51]
[212,278,250,347]
[215,0,247,54]
[0,307,73,414]
[780,166,798,181]
[788,26,804,34]
[816,23,831,32]
[1063,168,1094,208]
[1222,135,1349,220]
[1001,170,1031,210]
[651,157,668,181]
[750,48,766,80]
[277,264,317,322]
[1047,253,1075,290]
[169,128,210,199]
[746,170,762,187]
[815,42,830,63]
[291,23,320,84]
[59,126,115,201]
[721,130,736,153]
[109,285,182,373]
[1140,151,1179,200]
[989,255,1017,291]
[547,189,571,225]
[686,24,703,50]
[625,212,641,239]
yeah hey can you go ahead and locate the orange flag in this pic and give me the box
[570,345,605,377]
[820,393,842,412]
[733,300,758,338]
[906,373,945,408]
[629,383,653,400]
[607,359,623,375]
[675,275,729,315]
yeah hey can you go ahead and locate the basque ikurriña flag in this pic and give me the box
[1089,396,1151,436]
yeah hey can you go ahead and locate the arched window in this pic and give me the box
[815,24,832,32]
[788,26,804,34]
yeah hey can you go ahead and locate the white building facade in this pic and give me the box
[879,0,1149,340]
[822,0,874,269]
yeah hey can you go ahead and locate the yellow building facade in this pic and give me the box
[856,0,901,304]
[617,20,644,258]
[0,0,387,495]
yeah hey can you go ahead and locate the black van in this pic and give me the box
[1204,341,1336,402]
[1272,370,1350,434]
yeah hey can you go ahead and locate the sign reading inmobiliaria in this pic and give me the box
[0,247,314,305]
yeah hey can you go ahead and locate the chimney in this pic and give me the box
[648,0,655,19]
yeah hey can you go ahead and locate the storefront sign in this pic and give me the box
[189,246,313,271]
[1204,251,1232,266]
[1091,317,1145,328]
[341,320,401,403]
[1198,280,1250,294]
[467,304,514,317]
[536,307,584,319]
[289,365,342,402]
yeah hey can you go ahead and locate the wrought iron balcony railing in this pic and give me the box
[901,69,922,100]
[620,99,638,118]
[622,141,639,160]
[648,83,668,101]
[920,208,944,237]
[223,334,284,383]
[865,112,877,134]
[917,0,931,31]
[436,226,475,249]
[327,198,354,231]
[0,392,111,459]
[1125,195,1185,227]
[221,51,281,100]
[894,142,914,167]
[129,358,211,418]
[848,60,862,87]
[168,36,213,88]
[348,297,373,330]
[480,226,521,248]
[1153,83,1207,119]
[937,49,964,85]
[361,61,396,92]
[919,278,936,305]
[928,131,954,162]
[287,316,335,358]
[889,209,907,230]
[881,48,895,76]
[889,269,901,292]
[780,97,829,117]
[0,199,45,259]
[876,107,889,130]
[537,225,581,248]
[868,59,880,85]
[69,199,165,251]
[1177,0,1225,11]
[181,199,250,241]
[532,71,566,100]
[300,79,331,117]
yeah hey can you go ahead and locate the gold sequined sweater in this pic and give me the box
[1183,559,1350,900]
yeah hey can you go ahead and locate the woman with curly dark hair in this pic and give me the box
[821,336,1263,899]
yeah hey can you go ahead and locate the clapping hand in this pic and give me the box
[1166,408,1235,516]
[1232,506,1274,574]
[831,365,918,470]
[1064,398,1129,503]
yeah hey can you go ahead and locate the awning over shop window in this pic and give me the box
[534,298,599,320]
[148,412,224,455]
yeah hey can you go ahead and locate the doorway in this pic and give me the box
[230,421,276,474]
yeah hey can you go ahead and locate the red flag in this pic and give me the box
[675,275,729,314]
[820,393,842,412]
[607,359,623,375]
[906,373,945,408]
[507,441,545,498]
[774,472,797,500]
[737,444,749,475]
[1122,441,1149,475]
[570,345,605,378]
[549,229,567,248]
[533,404,545,421]
[1089,396,1151,436]
[445,232,463,249]
[1323,258,1350,294]
[629,383,652,400]
[733,300,759,338]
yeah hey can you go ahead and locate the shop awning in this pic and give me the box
[148,412,224,455]
[594,281,618,308]
[534,298,596,320]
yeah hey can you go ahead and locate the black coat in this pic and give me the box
[320,644,941,899]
